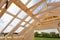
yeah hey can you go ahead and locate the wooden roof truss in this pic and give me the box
[0,0,60,40]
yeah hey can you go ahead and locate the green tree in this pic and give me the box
[34,32,39,37]
[40,32,50,38]
[50,32,56,38]
[55,33,59,38]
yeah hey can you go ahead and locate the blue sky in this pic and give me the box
[0,0,60,33]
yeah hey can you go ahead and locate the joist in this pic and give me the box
[11,0,39,22]
[0,0,60,40]
[18,21,37,35]
[0,11,21,35]
[28,0,47,12]
[41,17,60,24]
[4,0,60,37]
[47,2,60,7]
[35,6,60,15]
[5,16,28,36]
[0,0,31,35]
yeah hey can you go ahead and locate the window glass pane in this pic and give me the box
[15,27,24,33]
[25,16,31,22]
[0,13,13,32]
[18,11,27,19]
[33,3,44,14]
[20,0,29,4]
[7,3,20,15]
[3,18,20,33]
[27,0,40,8]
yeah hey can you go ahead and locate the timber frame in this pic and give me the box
[0,0,60,40]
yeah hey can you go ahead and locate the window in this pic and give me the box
[27,0,40,8]
[7,3,20,15]
[25,16,31,22]
[33,3,44,14]
[15,27,24,33]
[18,11,27,19]
[3,18,20,33]
[0,13,13,32]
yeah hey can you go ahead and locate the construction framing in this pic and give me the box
[0,0,60,40]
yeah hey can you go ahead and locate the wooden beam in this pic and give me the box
[0,0,7,8]
[28,1,43,12]
[0,0,2,3]
[25,0,31,5]
[0,0,12,18]
[35,6,60,16]
[36,19,60,30]
[35,7,60,20]
[18,19,33,35]
[18,21,37,36]
[0,2,13,36]
[0,11,21,34]
[0,8,6,18]
[4,0,50,36]
[36,27,57,30]
[1,0,31,35]
[39,10,60,21]
[27,0,47,12]
[39,0,48,11]
[41,17,60,24]
[12,0,40,22]
[5,16,28,36]
[48,2,60,7]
